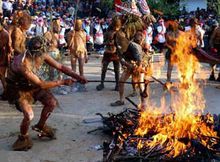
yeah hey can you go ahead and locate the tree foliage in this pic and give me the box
[207,0,220,18]
[147,0,181,17]
[100,0,114,10]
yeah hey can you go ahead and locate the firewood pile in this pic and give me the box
[96,109,220,162]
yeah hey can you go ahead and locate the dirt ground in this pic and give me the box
[0,55,220,162]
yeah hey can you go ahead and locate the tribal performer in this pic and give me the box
[43,18,62,81]
[111,32,151,107]
[67,19,88,78]
[67,19,88,92]
[209,21,220,81]
[96,18,121,91]
[0,18,12,99]
[6,36,87,151]
[165,21,182,82]
[10,11,32,56]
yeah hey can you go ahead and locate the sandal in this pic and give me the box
[12,135,33,151]
[110,100,125,107]
[32,124,56,139]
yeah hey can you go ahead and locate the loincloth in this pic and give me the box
[6,80,56,109]
[103,52,119,62]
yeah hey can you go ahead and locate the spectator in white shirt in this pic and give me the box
[2,0,13,17]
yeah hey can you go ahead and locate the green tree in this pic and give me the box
[208,0,220,19]
[147,0,181,17]
[100,0,114,11]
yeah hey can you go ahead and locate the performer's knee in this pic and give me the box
[24,111,34,121]
[102,64,108,73]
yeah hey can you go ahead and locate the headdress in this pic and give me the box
[27,36,48,56]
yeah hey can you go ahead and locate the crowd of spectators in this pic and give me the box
[0,0,219,80]
[0,1,219,54]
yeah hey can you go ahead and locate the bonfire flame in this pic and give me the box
[135,31,217,157]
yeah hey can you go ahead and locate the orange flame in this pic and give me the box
[135,30,217,157]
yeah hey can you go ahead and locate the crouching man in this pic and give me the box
[6,36,87,151]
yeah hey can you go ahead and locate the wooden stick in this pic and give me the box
[88,80,154,84]
[151,76,165,86]
[125,97,138,108]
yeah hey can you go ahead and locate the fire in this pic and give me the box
[135,31,217,157]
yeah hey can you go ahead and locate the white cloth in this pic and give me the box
[59,27,66,45]
[68,6,75,17]
[2,1,12,11]
[83,24,93,44]
[137,0,151,15]
[94,24,103,45]
[196,25,205,48]
[35,25,47,36]
[156,25,166,43]
[185,26,191,32]
[146,26,153,45]
[27,23,36,36]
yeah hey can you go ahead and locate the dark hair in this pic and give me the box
[134,32,143,44]
[18,11,32,27]
[27,36,47,56]
[189,18,198,27]
[111,16,122,30]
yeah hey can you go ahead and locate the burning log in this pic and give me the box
[95,30,220,162]
[97,109,220,162]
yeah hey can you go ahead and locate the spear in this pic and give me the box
[69,0,80,49]
[87,80,154,84]
[72,0,80,31]
[49,6,53,33]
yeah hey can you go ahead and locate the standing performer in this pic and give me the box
[6,36,87,151]
[10,11,32,56]
[96,18,121,91]
[67,19,88,92]
[43,18,62,81]
[209,21,220,81]
[0,19,12,99]
[165,21,182,82]
[67,19,88,78]
[111,32,148,106]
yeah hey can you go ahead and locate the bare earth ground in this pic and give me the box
[0,54,220,162]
